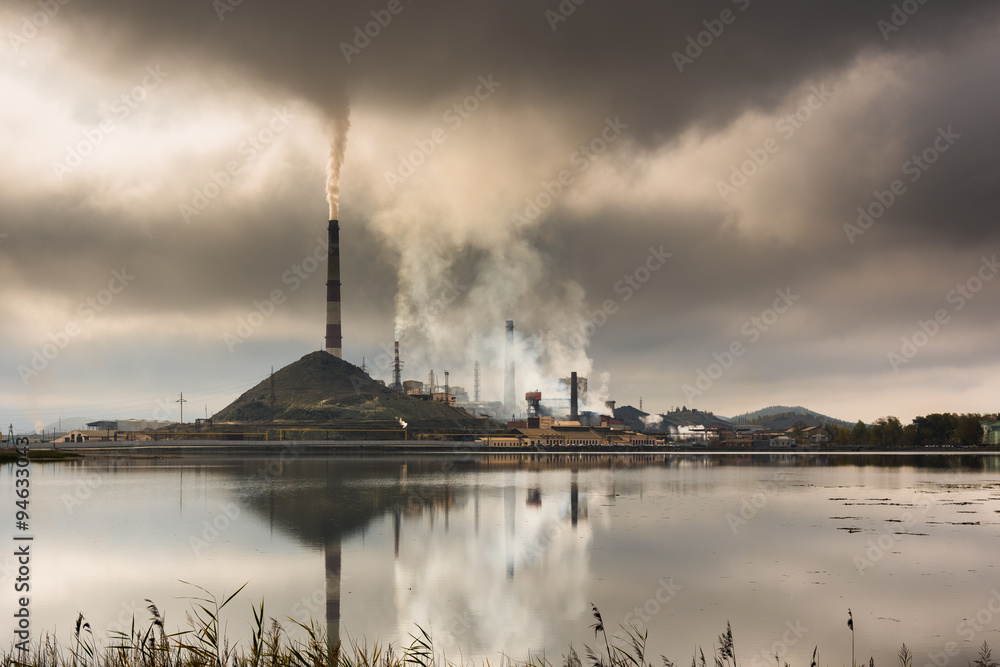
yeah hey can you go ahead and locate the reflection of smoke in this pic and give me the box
[641,414,664,431]
[325,108,351,219]
[393,485,592,657]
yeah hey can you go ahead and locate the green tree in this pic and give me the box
[956,413,985,447]
[873,416,904,448]
[852,420,868,447]
[912,413,959,447]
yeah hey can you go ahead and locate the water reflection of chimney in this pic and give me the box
[393,509,401,558]
[504,484,515,580]
[325,536,341,647]
[571,477,579,529]
[474,484,480,534]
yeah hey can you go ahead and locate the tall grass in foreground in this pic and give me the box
[4,592,999,667]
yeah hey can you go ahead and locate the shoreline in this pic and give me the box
[4,440,1000,458]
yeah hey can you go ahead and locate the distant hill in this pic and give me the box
[614,405,730,433]
[614,405,649,432]
[213,351,487,428]
[727,405,852,430]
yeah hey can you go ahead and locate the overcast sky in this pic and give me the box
[2,0,999,432]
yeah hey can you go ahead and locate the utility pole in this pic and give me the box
[176,392,187,425]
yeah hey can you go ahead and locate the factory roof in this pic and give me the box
[510,428,562,437]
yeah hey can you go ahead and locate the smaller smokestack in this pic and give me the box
[393,341,402,392]
[504,320,515,417]
[444,371,450,401]
[570,371,579,421]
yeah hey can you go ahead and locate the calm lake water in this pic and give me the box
[3,452,1000,666]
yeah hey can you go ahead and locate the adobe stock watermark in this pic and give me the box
[361,277,467,388]
[18,268,135,385]
[844,126,960,244]
[60,460,129,515]
[877,0,930,41]
[853,496,934,575]
[887,255,998,373]
[189,502,241,555]
[545,0,588,31]
[52,66,169,181]
[152,392,180,422]
[671,0,751,73]
[748,621,810,667]
[5,0,72,55]
[213,0,245,22]
[179,108,294,223]
[564,245,671,351]
[717,84,836,201]
[224,233,330,352]
[726,471,792,534]
[523,511,574,568]
[621,577,682,632]
[511,116,629,229]
[682,288,799,401]
[921,589,1000,667]
[384,74,501,192]
[340,0,414,63]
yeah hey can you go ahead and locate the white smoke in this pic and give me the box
[349,102,628,404]
[640,414,664,431]
[325,108,351,219]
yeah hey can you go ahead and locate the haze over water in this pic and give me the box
[3,453,999,665]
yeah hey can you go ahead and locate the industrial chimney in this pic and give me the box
[504,320,515,418]
[570,371,579,421]
[325,220,342,358]
[393,341,402,393]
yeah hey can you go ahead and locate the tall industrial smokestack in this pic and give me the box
[393,341,402,393]
[325,220,342,358]
[570,371,579,421]
[504,320,515,418]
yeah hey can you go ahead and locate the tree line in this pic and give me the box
[821,413,997,448]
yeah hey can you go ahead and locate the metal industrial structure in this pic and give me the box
[504,320,515,418]
[325,219,342,358]
[570,371,579,421]
[393,341,403,392]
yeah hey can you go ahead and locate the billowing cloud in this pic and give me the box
[2,0,999,428]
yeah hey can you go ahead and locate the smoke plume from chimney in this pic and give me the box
[325,111,351,219]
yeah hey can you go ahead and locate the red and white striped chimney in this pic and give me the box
[325,219,342,358]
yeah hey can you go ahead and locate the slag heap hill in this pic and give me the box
[214,351,484,428]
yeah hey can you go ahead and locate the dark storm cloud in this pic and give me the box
[35,0,1000,140]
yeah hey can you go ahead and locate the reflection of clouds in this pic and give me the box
[392,483,592,657]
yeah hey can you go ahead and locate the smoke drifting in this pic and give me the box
[641,414,664,431]
[325,110,351,220]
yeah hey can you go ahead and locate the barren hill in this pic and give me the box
[214,351,484,426]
